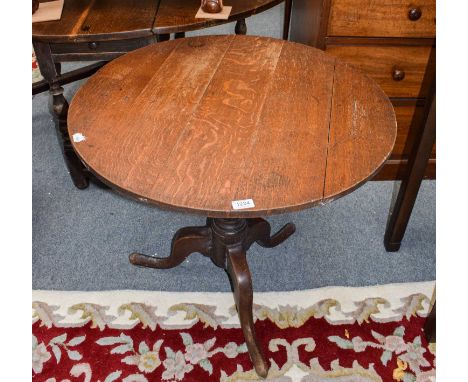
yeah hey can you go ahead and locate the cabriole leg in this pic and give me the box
[129,216,296,378]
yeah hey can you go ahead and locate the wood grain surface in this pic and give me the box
[68,35,396,217]
[328,0,436,38]
[393,104,435,159]
[33,0,159,42]
[32,0,283,42]
[153,0,283,34]
[325,45,433,98]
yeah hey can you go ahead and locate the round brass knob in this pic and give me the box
[201,0,223,13]
[392,66,405,81]
[408,7,422,21]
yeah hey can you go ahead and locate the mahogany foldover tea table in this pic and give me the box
[68,35,397,377]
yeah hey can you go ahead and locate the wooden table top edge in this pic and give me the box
[32,29,156,44]
[75,144,395,219]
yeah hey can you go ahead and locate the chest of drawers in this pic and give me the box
[290,0,435,180]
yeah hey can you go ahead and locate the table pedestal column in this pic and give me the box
[129,217,296,378]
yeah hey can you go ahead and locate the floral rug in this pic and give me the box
[32,281,435,382]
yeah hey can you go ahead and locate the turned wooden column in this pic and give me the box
[129,217,296,377]
[33,41,89,189]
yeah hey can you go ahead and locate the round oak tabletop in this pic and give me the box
[69,35,397,218]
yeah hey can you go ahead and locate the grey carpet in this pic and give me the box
[32,4,436,292]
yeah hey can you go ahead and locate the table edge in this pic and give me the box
[68,35,397,219]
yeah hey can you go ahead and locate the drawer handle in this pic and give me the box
[88,42,98,50]
[408,7,422,21]
[392,66,405,81]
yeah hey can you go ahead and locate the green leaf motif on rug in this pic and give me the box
[180,332,194,346]
[328,336,354,349]
[199,358,213,375]
[394,326,405,337]
[402,372,416,382]
[67,336,85,346]
[237,343,248,353]
[96,333,133,346]
[121,355,139,365]
[139,341,149,354]
[67,350,82,361]
[103,370,122,382]
[165,346,176,359]
[51,344,61,363]
[50,333,67,344]
[110,344,132,354]
[380,350,392,366]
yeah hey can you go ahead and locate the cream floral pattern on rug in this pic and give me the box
[33,281,435,381]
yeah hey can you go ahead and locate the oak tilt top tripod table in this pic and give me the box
[68,35,397,377]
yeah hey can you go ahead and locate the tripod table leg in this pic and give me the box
[129,226,211,269]
[226,245,269,378]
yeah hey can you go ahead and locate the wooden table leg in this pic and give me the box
[129,226,212,268]
[384,80,436,251]
[156,34,170,42]
[424,300,436,343]
[129,216,296,378]
[283,0,293,40]
[226,246,268,377]
[235,19,247,35]
[33,41,90,189]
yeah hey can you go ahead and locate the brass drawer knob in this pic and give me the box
[88,42,98,50]
[201,0,223,13]
[408,7,422,21]
[392,66,405,81]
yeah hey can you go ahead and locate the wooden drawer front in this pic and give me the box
[393,104,435,158]
[50,35,157,55]
[326,45,433,98]
[328,0,436,38]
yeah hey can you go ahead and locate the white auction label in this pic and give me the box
[72,133,86,143]
[231,199,255,210]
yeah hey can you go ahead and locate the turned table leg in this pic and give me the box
[33,41,89,189]
[384,81,435,251]
[235,19,247,35]
[156,34,170,42]
[129,216,295,378]
[283,0,292,40]
[424,300,436,343]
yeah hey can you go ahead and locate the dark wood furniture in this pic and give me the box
[68,35,396,377]
[33,0,39,14]
[424,300,436,343]
[384,78,435,251]
[384,77,435,348]
[289,0,436,181]
[33,0,291,189]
